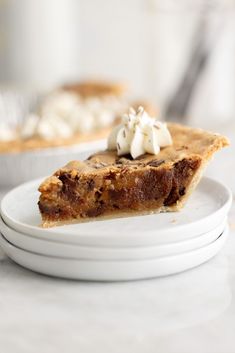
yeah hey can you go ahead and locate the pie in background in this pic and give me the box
[0,81,156,154]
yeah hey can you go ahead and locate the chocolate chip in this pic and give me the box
[86,204,105,217]
[95,190,102,198]
[104,171,117,180]
[120,166,130,175]
[94,162,108,169]
[115,157,134,166]
[164,158,201,206]
[135,154,147,160]
[176,145,189,151]
[115,157,126,164]
[109,188,127,202]
[58,173,81,202]
[87,179,95,191]
[147,159,165,167]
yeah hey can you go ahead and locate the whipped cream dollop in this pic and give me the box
[108,106,172,159]
[0,123,17,141]
[19,90,127,140]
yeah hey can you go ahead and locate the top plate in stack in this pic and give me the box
[0,177,232,247]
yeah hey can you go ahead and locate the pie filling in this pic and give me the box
[38,156,201,224]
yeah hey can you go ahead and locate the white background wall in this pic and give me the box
[0,0,235,127]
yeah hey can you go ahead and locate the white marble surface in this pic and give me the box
[0,125,235,353]
[1,216,234,353]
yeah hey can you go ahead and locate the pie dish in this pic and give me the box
[38,122,229,227]
[0,81,156,154]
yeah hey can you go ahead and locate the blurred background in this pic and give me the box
[1,0,235,126]
[0,0,234,189]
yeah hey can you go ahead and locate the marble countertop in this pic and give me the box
[0,125,235,353]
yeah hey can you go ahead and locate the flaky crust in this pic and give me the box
[44,123,228,176]
[0,127,112,154]
[62,80,128,97]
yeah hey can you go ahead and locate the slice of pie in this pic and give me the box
[38,121,229,227]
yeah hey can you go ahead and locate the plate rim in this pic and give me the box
[0,225,228,263]
[0,215,228,260]
[0,226,229,281]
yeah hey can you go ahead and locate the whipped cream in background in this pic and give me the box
[20,90,127,140]
[108,106,172,159]
[0,123,17,141]
[0,90,128,141]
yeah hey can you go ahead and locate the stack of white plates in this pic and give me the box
[0,177,232,281]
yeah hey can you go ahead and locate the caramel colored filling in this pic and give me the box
[38,158,201,223]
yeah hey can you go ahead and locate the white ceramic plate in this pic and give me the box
[0,177,232,247]
[0,226,229,281]
[0,216,228,260]
[0,139,106,187]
